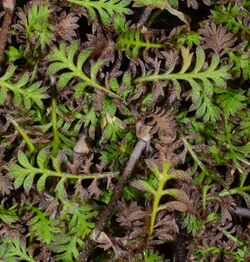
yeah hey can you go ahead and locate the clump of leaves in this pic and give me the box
[0,237,36,262]
[211,4,250,36]
[17,3,54,48]
[52,200,97,261]
[0,65,48,109]
[199,22,237,55]
[132,159,191,239]
[0,204,19,225]
[27,206,59,245]
[229,51,250,80]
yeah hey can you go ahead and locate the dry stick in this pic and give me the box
[79,124,152,261]
[0,0,15,64]
[138,6,153,26]
[230,206,250,218]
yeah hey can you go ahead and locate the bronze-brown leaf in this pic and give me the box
[55,11,79,42]
[0,174,13,195]
[199,21,237,55]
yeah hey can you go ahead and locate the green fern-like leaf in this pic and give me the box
[66,0,132,25]
[213,117,250,169]
[0,65,48,109]
[136,47,230,122]
[8,150,118,200]
[229,51,250,80]
[38,99,78,156]
[217,88,247,117]
[83,107,99,138]
[26,4,54,48]
[101,114,125,143]
[0,204,19,225]
[6,45,25,62]
[100,97,126,142]
[0,237,35,262]
[100,135,133,166]
[27,207,59,245]
[142,249,165,262]
[172,31,201,48]
[116,29,163,58]
[60,200,97,238]
[48,41,120,98]
[53,235,84,262]
[182,213,203,235]
[132,160,191,237]
[57,104,87,135]
[211,5,250,35]
[52,200,96,261]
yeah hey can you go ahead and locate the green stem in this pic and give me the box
[62,53,121,99]
[67,0,115,9]
[148,164,172,237]
[219,186,250,197]
[149,178,165,236]
[51,98,60,156]
[136,71,215,83]
[182,135,228,188]
[182,136,209,174]
[30,166,118,180]
[90,80,121,99]
[119,38,164,49]
[9,119,35,153]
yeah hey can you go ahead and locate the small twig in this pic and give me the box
[79,122,152,261]
[138,6,153,26]
[230,206,250,218]
[0,0,16,63]
[0,0,15,63]
[0,10,12,62]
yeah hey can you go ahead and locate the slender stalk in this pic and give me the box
[136,72,214,83]
[149,177,164,236]
[182,135,227,188]
[28,166,118,180]
[119,38,164,49]
[182,136,207,174]
[51,98,60,156]
[10,119,35,153]
[219,186,250,197]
